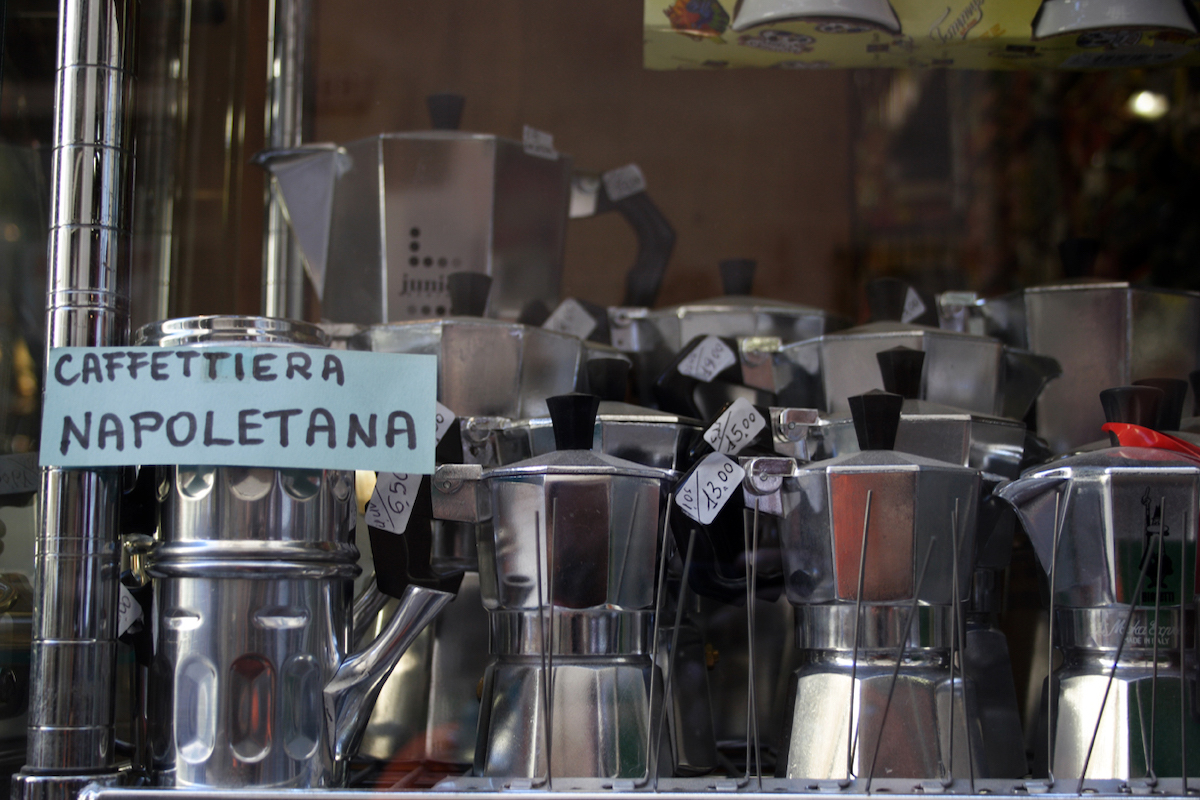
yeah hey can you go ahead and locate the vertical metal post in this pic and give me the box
[12,0,136,796]
[261,0,310,318]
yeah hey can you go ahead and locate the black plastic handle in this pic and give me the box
[1133,378,1188,431]
[584,174,676,308]
[1100,385,1164,429]
[849,390,903,451]
[447,272,491,317]
[876,346,925,400]
[586,357,631,402]
[426,93,465,131]
[547,393,600,451]
[719,259,756,296]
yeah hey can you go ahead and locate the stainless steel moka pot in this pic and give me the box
[432,394,680,780]
[997,415,1200,781]
[134,316,454,788]
[743,392,987,781]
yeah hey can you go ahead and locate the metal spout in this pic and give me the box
[325,584,453,761]
[252,144,350,296]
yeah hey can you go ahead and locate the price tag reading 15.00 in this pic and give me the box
[677,336,737,383]
[675,452,746,525]
[703,397,766,456]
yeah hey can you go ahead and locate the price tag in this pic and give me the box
[675,452,745,525]
[678,336,737,383]
[703,398,766,456]
[118,583,143,637]
[602,163,647,202]
[366,472,422,534]
[901,286,927,324]
[543,298,598,340]
[0,453,38,496]
[523,126,558,160]
[435,402,454,444]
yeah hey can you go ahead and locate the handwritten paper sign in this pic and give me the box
[0,453,38,495]
[40,346,437,473]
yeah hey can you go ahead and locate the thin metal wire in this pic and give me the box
[749,503,763,790]
[847,489,873,779]
[1146,496,1165,785]
[743,505,755,786]
[613,493,641,603]
[532,509,550,789]
[865,536,938,794]
[1047,492,1065,786]
[948,500,976,792]
[546,497,557,790]
[946,502,959,787]
[1077,530,1160,795]
[637,496,675,788]
[655,528,696,792]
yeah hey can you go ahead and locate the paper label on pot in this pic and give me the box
[602,163,647,202]
[435,402,454,444]
[40,346,438,473]
[366,472,422,535]
[678,336,736,383]
[675,452,745,525]
[0,453,38,495]
[543,298,598,340]
[901,287,927,324]
[523,126,558,160]
[703,398,766,456]
[117,583,142,637]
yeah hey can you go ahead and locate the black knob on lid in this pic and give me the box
[1100,386,1164,429]
[1058,238,1100,280]
[447,272,491,317]
[426,93,465,130]
[848,390,903,451]
[547,393,600,451]
[718,259,756,296]
[876,346,925,400]
[1133,378,1187,431]
[586,358,630,402]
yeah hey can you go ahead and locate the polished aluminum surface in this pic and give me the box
[133,315,328,347]
[771,400,1027,478]
[352,319,611,419]
[17,0,137,794]
[608,298,846,407]
[959,283,1200,453]
[752,322,1059,422]
[998,445,1200,780]
[257,133,571,323]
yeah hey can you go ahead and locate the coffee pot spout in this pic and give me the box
[252,144,350,296]
[324,583,454,761]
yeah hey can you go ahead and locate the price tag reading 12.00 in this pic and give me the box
[703,397,766,456]
[677,336,737,383]
[675,452,746,525]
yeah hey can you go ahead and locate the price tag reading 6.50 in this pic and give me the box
[366,472,422,535]
[675,452,746,525]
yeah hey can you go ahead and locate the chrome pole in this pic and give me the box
[12,0,136,796]
[261,0,310,318]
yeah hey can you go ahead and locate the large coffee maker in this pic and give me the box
[431,395,680,780]
[135,316,453,788]
[742,392,987,781]
[998,411,1200,782]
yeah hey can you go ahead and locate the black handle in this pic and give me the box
[586,357,631,402]
[426,93,464,131]
[447,272,491,317]
[547,393,600,451]
[369,475,465,597]
[1100,385,1164,429]
[719,259,756,296]
[876,346,925,400]
[848,390,903,451]
[1133,378,1188,431]
[1192,370,1200,417]
[653,335,745,418]
[1058,238,1100,280]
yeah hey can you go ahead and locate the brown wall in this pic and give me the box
[312,0,855,313]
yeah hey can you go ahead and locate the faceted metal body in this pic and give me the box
[998,447,1200,779]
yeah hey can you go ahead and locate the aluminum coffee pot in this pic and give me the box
[743,391,988,780]
[135,316,454,788]
[997,436,1200,781]
[432,394,680,780]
